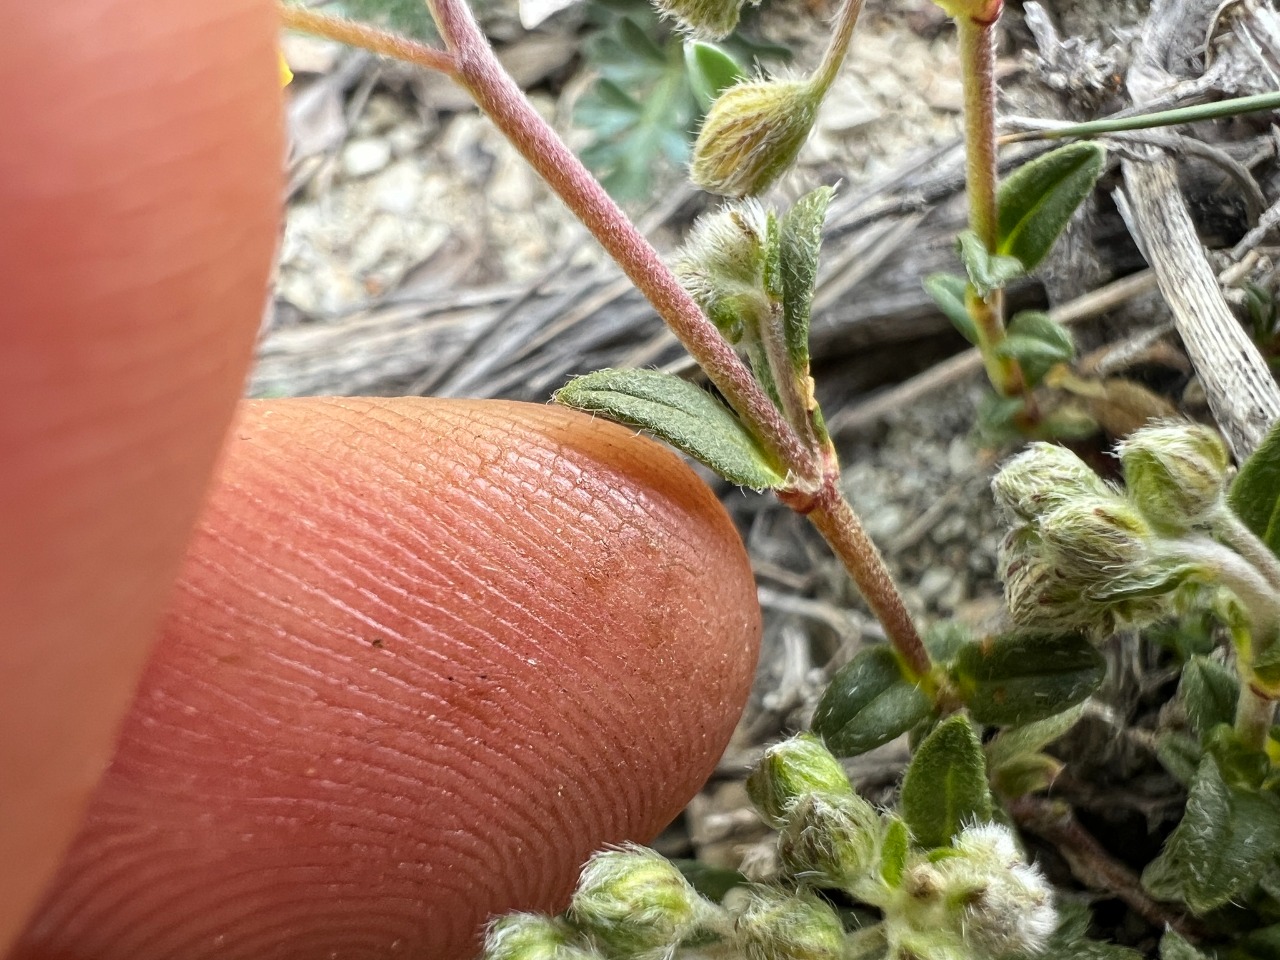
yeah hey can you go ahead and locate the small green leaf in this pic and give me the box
[1039,904,1144,960]
[879,817,909,888]
[924,621,975,665]
[952,632,1105,727]
[1156,731,1202,785]
[554,368,785,489]
[1142,755,1280,912]
[684,41,745,108]
[900,715,993,849]
[957,230,1026,298]
[1230,417,1280,557]
[778,186,834,371]
[1160,930,1209,960]
[986,703,1086,769]
[997,142,1106,271]
[812,646,934,758]
[923,272,979,345]
[997,310,1075,386]
[1180,656,1240,739]
[989,751,1064,798]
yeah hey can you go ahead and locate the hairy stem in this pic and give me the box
[812,0,866,95]
[789,481,930,678]
[1214,507,1280,593]
[1236,684,1275,752]
[422,0,816,482]
[1168,534,1280,639]
[956,15,1024,398]
[278,4,457,75]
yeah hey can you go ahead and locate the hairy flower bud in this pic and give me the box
[1117,422,1229,534]
[778,793,882,888]
[652,0,746,38]
[947,824,1056,957]
[734,889,846,960]
[691,77,822,197]
[674,199,775,341]
[748,734,854,828]
[991,443,1113,523]
[483,914,604,960]
[569,845,714,954]
[1039,497,1151,581]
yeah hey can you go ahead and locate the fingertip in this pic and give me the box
[15,398,760,960]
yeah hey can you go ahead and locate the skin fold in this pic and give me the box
[2,2,760,957]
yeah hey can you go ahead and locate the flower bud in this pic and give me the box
[991,443,1113,523]
[998,529,1091,632]
[569,845,713,954]
[483,914,604,960]
[691,77,822,197]
[778,793,881,888]
[748,734,854,828]
[1039,497,1150,581]
[674,200,775,341]
[1117,422,1229,534]
[652,0,746,39]
[734,889,846,960]
[946,824,1056,957]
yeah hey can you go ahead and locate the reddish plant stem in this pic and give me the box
[278,5,457,76]
[424,0,816,482]
[784,480,930,678]
[957,15,1025,399]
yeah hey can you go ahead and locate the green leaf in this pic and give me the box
[1039,904,1143,960]
[1142,755,1280,912]
[879,816,909,888]
[684,41,745,108]
[997,142,1107,271]
[1181,656,1240,739]
[951,631,1105,727]
[812,646,934,758]
[554,368,785,489]
[1230,417,1280,557]
[923,272,980,346]
[985,703,1085,796]
[997,310,1076,387]
[957,230,1026,298]
[924,621,975,665]
[900,715,993,849]
[1156,731,1202,785]
[1161,929,1210,960]
[778,186,835,371]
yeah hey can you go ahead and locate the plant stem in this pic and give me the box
[789,481,931,678]
[999,91,1280,145]
[956,15,1024,398]
[277,5,457,75]
[1236,684,1275,752]
[812,0,866,95]
[1168,534,1280,636]
[422,0,817,483]
[1215,507,1280,593]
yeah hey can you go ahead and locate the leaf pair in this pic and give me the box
[811,630,1103,761]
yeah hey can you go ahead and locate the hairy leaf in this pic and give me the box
[997,142,1106,271]
[923,272,979,346]
[1180,656,1239,740]
[1142,755,1280,912]
[812,646,933,758]
[900,715,992,848]
[957,230,1026,298]
[996,310,1075,386]
[952,632,1105,727]
[554,368,785,488]
[1230,416,1280,557]
[684,41,745,107]
[778,186,834,370]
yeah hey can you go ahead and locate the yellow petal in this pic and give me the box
[279,52,293,86]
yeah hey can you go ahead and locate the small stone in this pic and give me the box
[341,137,393,179]
[917,567,955,605]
